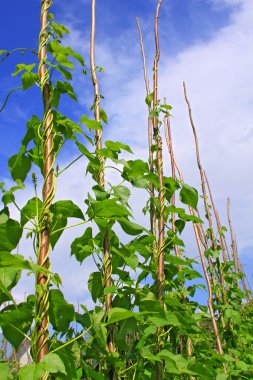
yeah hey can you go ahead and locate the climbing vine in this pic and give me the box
[0,1,252,380]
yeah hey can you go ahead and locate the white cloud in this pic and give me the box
[88,0,253,253]
[8,0,253,303]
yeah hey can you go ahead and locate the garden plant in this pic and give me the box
[0,0,252,379]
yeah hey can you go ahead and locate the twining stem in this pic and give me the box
[172,157,224,355]
[227,198,239,273]
[153,0,165,304]
[193,216,224,355]
[227,198,252,300]
[0,47,37,63]
[152,2,165,379]
[204,171,228,263]
[136,17,156,238]
[164,113,180,258]
[164,112,194,361]
[34,0,55,364]
[0,86,23,113]
[90,0,114,355]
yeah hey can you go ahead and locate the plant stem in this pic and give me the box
[204,171,228,263]
[51,220,90,235]
[90,0,114,358]
[34,0,55,366]
[152,2,165,379]
[55,154,84,177]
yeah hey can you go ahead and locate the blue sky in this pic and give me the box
[1,0,253,303]
[0,0,236,174]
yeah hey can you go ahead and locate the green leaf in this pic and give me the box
[0,302,33,351]
[179,183,198,210]
[51,21,70,37]
[48,289,75,334]
[107,307,137,324]
[159,350,188,374]
[0,363,9,380]
[137,292,164,315]
[71,227,94,263]
[105,140,133,154]
[141,347,160,363]
[8,154,31,183]
[165,311,183,326]
[22,71,38,90]
[145,92,154,107]
[51,200,84,220]
[104,285,119,295]
[100,109,108,124]
[40,352,66,374]
[50,215,67,249]
[55,80,77,101]
[124,252,139,270]
[80,115,102,130]
[0,219,22,251]
[54,111,83,139]
[93,185,110,201]
[216,375,229,380]
[112,185,131,203]
[117,218,144,235]
[20,197,42,226]
[0,278,14,304]
[83,362,106,379]
[2,183,25,205]
[18,363,43,380]
[12,63,36,76]
[0,266,20,304]
[0,208,9,224]
[164,177,180,201]
[0,252,31,270]
[18,354,66,380]
[161,104,173,110]
[88,272,103,302]
[224,308,241,324]
[47,40,74,69]
[65,46,85,66]
[122,159,149,180]
[93,199,131,218]
[54,65,72,80]
[175,219,185,233]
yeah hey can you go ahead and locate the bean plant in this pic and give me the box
[0,1,252,379]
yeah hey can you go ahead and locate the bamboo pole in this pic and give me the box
[153,0,165,304]
[163,109,224,356]
[227,199,252,301]
[90,0,114,355]
[170,155,224,355]
[152,3,165,379]
[35,0,55,365]
[136,17,156,238]
[183,82,228,308]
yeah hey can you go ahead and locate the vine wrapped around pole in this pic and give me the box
[90,0,114,355]
[153,0,165,305]
[34,0,55,364]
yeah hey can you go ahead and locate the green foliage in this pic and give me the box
[0,6,252,380]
